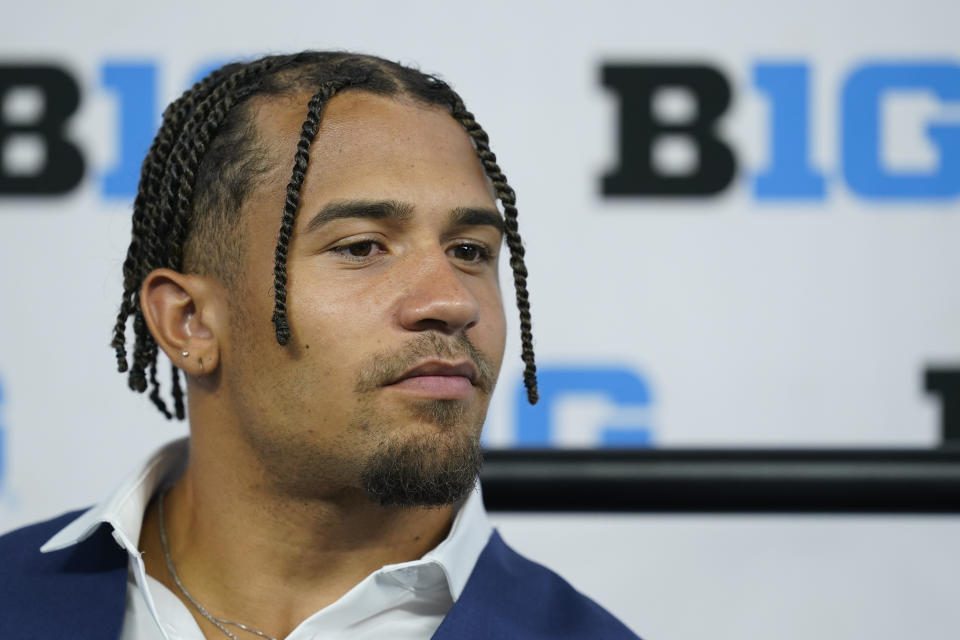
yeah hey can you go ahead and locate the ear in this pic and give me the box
[140,268,224,376]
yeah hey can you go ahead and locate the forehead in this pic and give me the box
[250,90,495,208]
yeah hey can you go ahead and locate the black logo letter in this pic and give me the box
[924,367,960,444]
[602,64,735,196]
[0,65,84,195]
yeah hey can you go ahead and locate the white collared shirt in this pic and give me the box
[40,438,493,640]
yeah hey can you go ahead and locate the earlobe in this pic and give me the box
[175,349,219,376]
[140,268,222,376]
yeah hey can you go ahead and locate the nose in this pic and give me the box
[397,249,480,335]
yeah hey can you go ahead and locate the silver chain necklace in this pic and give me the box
[158,489,279,640]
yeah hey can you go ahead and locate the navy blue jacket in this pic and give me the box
[0,510,640,639]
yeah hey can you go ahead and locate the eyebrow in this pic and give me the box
[304,199,413,234]
[450,206,505,234]
[303,199,504,234]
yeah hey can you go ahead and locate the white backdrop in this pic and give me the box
[2,1,959,638]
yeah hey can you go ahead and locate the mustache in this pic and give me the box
[354,333,496,395]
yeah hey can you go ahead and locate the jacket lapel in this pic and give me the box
[9,521,129,640]
[431,530,639,640]
[431,531,527,639]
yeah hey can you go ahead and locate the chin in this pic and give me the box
[360,412,484,508]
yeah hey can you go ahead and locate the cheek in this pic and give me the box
[290,274,385,336]
[285,280,391,385]
[473,286,508,367]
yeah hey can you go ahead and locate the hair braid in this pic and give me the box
[144,90,232,418]
[111,69,234,374]
[447,97,538,404]
[125,85,229,413]
[153,60,283,411]
[164,59,281,271]
[147,358,172,420]
[113,58,282,417]
[271,80,348,344]
[127,311,149,392]
[170,362,186,420]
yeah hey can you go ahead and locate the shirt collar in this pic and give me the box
[39,436,491,601]
[418,481,491,600]
[40,437,189,554]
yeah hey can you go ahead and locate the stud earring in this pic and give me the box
[181,350,189,358]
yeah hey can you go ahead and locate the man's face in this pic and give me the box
[220,91,507,506]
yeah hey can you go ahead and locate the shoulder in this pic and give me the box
[437,530,642,640]
[0,510,129,639]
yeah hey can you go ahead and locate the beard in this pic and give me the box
[355,333,492,507]
[235,332,495,509]
[359,409,484,507]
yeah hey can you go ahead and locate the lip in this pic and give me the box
[392,360,478,384]
[384,360,479,398]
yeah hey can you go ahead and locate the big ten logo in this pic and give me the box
[602,61,960,200]
[514,365,653,447]
[0,60,224,197]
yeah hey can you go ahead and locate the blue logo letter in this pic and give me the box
[101,61,157,198]
[514,366,653,447]
[753,62,826,200]
[843,62,960,199]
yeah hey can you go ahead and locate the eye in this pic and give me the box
[449,242,492,263]
[329,240,387,262]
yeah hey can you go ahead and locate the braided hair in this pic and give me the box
[111,51,538,420]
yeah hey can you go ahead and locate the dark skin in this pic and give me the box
[137,92,507,638]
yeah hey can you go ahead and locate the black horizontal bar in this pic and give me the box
[478,448,960,513]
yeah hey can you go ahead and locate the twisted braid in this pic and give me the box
[447,96,538,404]
[112,71,234,412]
[157,60,280,417]
[111,68,233,374]
[271,81,348,344]
[164,59,282,272]
[170,362,186,421]
[112,57,283,418]
[147,359,171,420]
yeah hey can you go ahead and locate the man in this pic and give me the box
[0,51,639,639]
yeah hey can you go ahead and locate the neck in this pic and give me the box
[139,422,455,639]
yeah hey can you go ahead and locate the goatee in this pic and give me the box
[361,426,483,507]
